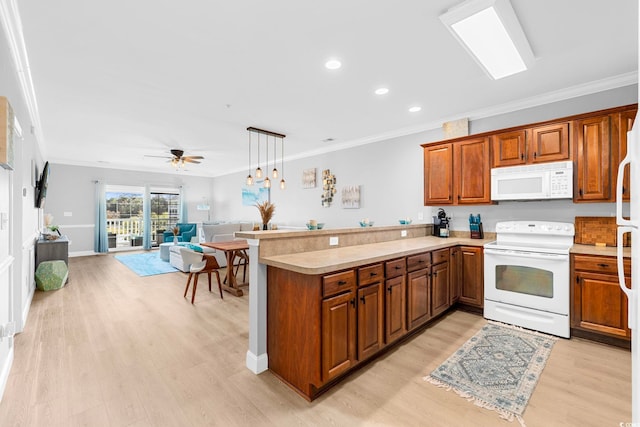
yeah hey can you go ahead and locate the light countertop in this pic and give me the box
[260,236,493,275]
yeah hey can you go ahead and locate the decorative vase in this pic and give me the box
[262,223,268,230]
[173,235,178,244]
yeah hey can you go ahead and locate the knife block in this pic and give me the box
[470,223,484,239]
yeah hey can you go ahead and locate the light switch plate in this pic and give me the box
[329,236,339,246]
[64,212,72,217]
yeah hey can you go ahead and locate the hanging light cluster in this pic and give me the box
[245,127,286,190]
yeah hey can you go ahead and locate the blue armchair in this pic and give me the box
[163,223,197,243]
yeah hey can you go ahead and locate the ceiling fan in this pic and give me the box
[146,149,204,168]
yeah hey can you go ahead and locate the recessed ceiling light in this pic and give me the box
[325,59,342,70]
[409,106,422,113]
[374,87,389,95]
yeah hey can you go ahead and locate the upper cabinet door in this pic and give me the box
[613,109,637,202]
[491,130,527,167]
[454,137,491,204]
[424,143,453,205]
[574,115,611,202]
[528,122,571,163]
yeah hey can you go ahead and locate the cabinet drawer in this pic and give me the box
[432,248,449,265]
[573,255,631,276]
[358,263,384,286]
[323,270,356,297]
[407,253,430,272]
[385,258,406,278]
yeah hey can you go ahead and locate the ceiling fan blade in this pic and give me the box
[183,158,201,164]
[183,155,204,160]
[144,155,172,159]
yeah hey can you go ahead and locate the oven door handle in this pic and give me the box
[484,248,568,261]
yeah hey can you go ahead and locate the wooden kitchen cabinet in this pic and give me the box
[612,107,637,202]
[431,251,450,317]
[457,246,484,308]
[423,143,453,204]
[491,122,570,167]
[357,264,385,361]
[449,246,461,305]
[528,122,571,163]
[454,137,491,204]
[385,274,406,344]
[574,115,611,202]
[571,254,631,343]
[423,138,491,205]
[322,289,357,381]
[406,254,430,331]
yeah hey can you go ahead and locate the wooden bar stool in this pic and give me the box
[180,248,223,304]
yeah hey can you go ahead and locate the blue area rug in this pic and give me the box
[115,252,179,276]
[424,322,557,426]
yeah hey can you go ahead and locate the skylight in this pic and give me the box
[440,0,534,80]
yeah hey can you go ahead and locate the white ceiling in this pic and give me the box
[16,0,639,177]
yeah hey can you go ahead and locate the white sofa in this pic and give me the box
[168,222,253,272]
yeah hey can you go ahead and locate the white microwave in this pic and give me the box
[491,161,573,201]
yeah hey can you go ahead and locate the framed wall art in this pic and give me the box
[341,185,360,209]
[242,180,270,206]
[302,168,316,188]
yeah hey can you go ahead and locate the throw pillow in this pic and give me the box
[188,244,203,253]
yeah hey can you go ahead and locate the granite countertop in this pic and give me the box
[260,236,494,275]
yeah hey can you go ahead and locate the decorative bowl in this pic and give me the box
[306,223,325,230]
[399,219,412,225]
[359,221,374,227]
[317,223,325,230]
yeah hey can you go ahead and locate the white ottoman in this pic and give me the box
[159,242,174,261]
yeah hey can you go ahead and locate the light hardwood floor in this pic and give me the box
[0,252,631,426]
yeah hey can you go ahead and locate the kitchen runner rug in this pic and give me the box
[115,252,179,276]
[424,321,557,427]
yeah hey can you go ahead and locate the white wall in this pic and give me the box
[212,85,637,231]
[45,164,214,255]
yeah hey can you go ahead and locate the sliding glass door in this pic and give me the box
[150,191,180,245]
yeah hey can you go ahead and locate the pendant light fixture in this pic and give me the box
[255,132,263,179]
[246,126,286,189]
[272,134,279,179]
[246,130,254,185]
[279,135,286,189]
[264,135,271,188]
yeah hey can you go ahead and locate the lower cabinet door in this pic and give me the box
[322,290,356,382]
[431,261,450,317]
[407,268,430,330]
[385,275,407,344]
[357,283,384,361]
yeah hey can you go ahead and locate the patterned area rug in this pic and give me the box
[424,322,557,426]
[115,252,179,276]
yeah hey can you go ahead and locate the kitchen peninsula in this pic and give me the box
[236,224,493,400]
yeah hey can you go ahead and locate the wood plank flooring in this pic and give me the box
[0,252,631,426]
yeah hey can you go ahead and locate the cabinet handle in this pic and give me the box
[395,265,402,270]
[579,189,583,197]
[597,263,610,268]
[521,153,525,160]
[533,152,537,159]
[350,298,356,307]
[418,259,424,263]
[338,280,347,286]
[623,186,627,194]
[387,286,392,293]
[433,271,438,277]
[458,195,461,200]
[369,272,378,277]
[360,296,365,304]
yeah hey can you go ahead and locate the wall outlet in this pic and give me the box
[401,230,407,237]
[329,236,339,246]
[417,212,423,220]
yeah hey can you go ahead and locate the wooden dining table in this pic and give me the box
[201,239,249,296]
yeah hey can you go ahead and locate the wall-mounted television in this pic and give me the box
[35,161,49,209]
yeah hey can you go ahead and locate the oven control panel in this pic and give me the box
[495,221,574,236]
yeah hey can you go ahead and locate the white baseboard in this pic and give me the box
[18,283,35,333]
[246,350,268,374]
[69,250,100,258]
[0,346,14,403]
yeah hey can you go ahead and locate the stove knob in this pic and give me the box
[555,225,562,230]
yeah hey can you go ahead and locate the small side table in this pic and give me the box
[159,242,173,262]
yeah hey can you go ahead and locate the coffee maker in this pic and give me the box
[433,208,450,238]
